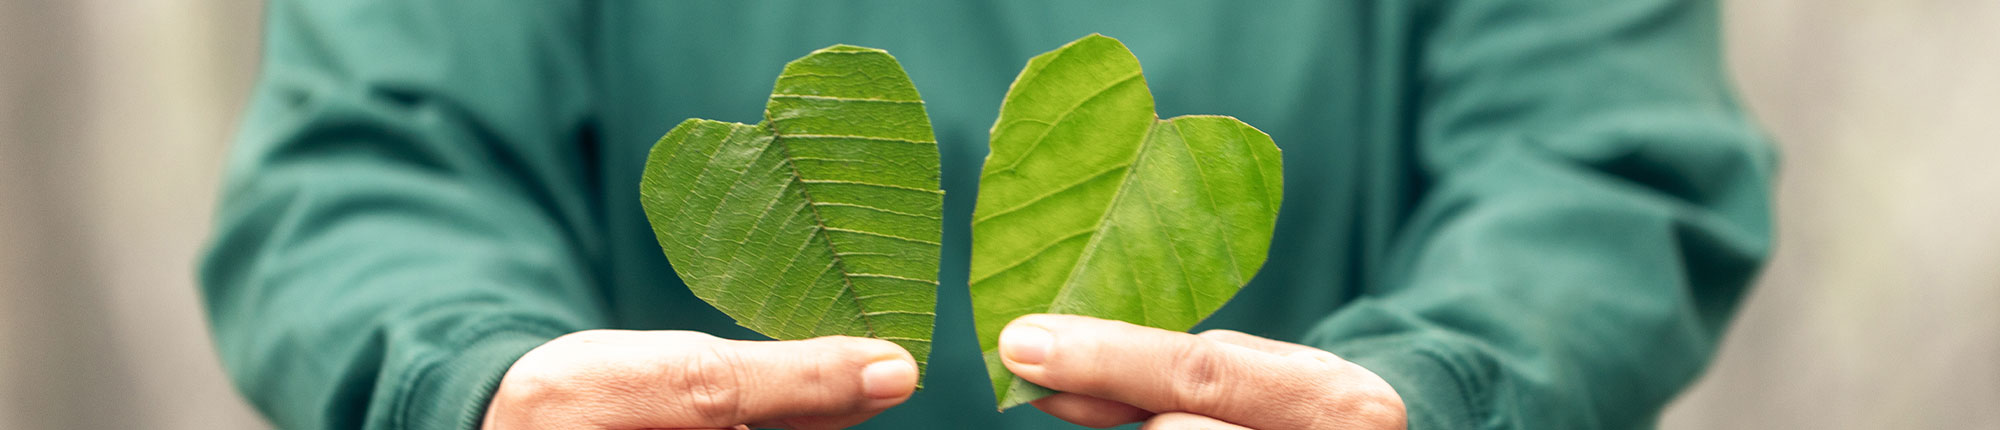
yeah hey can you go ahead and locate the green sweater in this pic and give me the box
[201,1,1774,429]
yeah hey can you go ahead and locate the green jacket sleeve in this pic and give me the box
[1303,0,1775,428]
[200,1,602,428]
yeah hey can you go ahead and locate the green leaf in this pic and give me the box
[969,34,1285,409]
[640,45,941,379]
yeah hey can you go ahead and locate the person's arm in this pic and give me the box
[200,1,605,428]
[1304,0,1776,427]
[204,3,924,429]
[991,0,1774,429]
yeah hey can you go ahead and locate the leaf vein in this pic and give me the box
[771,93,923,104]
[798,179,947,194]
[971,163,1130,225]
[1043,119,1161,317]
[822,227,943,245]
[771,124,887,340]
[984,70,1145,177]
[815,202,942,220]
[862,310,937,317]
[967,228,1095,285]
[780,134,936,145]
[849,273,942,285]
[1172,120,1246,288]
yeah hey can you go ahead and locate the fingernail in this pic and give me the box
[860,359,917,399]
[1000,324,1052,365]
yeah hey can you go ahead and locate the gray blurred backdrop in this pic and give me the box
[1,1,1994,428]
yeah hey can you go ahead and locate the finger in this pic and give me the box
[629,335,916,429]
[1141,412,1251,430]
[715,336,916,427]
[1030,393,1153,428]
[999,314,1334,429]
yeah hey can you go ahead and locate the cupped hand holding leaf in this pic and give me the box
[970,34,1285,409]
[639,45,942,378]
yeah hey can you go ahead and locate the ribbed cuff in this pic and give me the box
[393,321,568,430]
[1338,343,1483,430]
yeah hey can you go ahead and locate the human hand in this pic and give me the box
[998,314,1406,429]
[484,330,917,430]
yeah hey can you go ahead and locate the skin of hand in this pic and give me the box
[483,330,918,430]
[999,314,1407,430]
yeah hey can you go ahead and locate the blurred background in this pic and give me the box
[0,1,1993,428]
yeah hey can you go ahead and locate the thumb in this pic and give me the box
[663,335,918,429]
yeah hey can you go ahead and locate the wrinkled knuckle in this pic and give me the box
[497,350,596,408]
[1332,397,1406,430]
[1353,387,1408,429]
[495,368,574,408]
[1168,341,1230,413]
[1315,374,1405,430]
[490,374,588,427]
[801,351,838,391]
[675,347,747,421]
[1045,336,1109,392]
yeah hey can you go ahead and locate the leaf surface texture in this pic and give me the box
[641,45,941,378]
[970,34,1285,409]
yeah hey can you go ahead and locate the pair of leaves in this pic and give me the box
[638,35,1283,409]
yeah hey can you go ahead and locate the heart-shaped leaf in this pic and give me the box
[641,45,941,378]
[970,34,1284,409]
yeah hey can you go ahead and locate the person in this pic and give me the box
[200,1,1775,429]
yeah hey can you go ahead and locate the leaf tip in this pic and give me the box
[670,117,718,130]
[815,44,888,55]
[1067,33,1128,51]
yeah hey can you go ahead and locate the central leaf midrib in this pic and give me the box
[976,114,1168,370]
[1043,117,1161,316]
[768,124,886,340]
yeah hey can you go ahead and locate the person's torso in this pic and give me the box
[583,2,1410,427]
